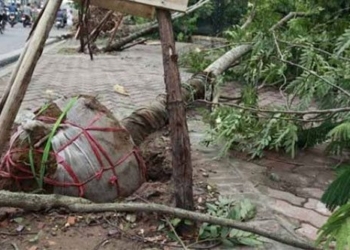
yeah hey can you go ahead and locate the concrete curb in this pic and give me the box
[0,36,66,68]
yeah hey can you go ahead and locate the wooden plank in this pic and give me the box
[74,0,156,19]
[128,0,189,12]
[0,0,63,154]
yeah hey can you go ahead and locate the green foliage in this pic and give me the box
[326,122,350,155]
[317,202,350,249]
[204,0,350,158]
[321,164,350,211]
[191,0,350,247]
[173,0,248,41]
[179,48,212,73]
[199,197,263,247]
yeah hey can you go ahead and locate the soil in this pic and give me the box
[0,125,220,250]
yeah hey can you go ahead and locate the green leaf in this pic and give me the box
[13,217,23,224]
[229,229,239,238]
[171,218,182,227]
[210,225,219,238]
[206,203,217,212]
[321,165,350,211]
[221,226,230,238]
[184,219,193,226]
[238,237,263,246]
[222,239,235,247]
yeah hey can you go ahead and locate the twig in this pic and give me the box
[197,100,350,116]
[271,31,350,99]
[165,217,189,250]
[0,191,318,250]
[93,238,110,250]
[269,12,310,32]
[0,231,38,236]
[120,38,147,51]
[240,2,256,30]
[278,39,350,62]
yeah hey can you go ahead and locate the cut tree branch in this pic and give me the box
[103,0,211,52]
[0,191,318,250]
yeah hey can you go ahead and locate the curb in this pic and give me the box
[0,36,66,68]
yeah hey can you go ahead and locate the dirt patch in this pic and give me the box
[0,128,220,250]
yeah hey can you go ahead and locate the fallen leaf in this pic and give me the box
[66,216,76,226]
[29,231,41,243]
[108,229,119,236]
[0,219,9,228]
[16,225,25,232]
[47,240,57,246]
[13,217,23,224]
[144,235,164,242]
[125,214,136,223]
[198,197,203,204]
[113,84,129,96]
[37,222,45,229]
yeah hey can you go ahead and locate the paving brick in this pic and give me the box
[297,187,325,199]
[295,223,318,241]
[271,200,328,228]
[304,198,331,216]
[267,188,306,206]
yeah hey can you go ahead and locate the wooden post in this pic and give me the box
[0,0,63,154]
[156,9,194,210]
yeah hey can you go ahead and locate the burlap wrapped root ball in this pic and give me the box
[0,95,146,203]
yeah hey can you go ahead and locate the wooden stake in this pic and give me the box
[0,0,63,154]
[0,41,30,114]
[106,14,124,49]
[156,9,194,211]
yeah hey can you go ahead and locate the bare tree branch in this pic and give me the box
[0,191,318,250]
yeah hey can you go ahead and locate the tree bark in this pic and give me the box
[156,9,194,211]
[121,45,252,146]
[0,191,318,250]
[0,0,63,155]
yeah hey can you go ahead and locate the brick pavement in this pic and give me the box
[0,40,329,249]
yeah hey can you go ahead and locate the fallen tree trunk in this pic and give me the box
[0,190,318,250]
[122,44,252,146]
[103,0,211,52]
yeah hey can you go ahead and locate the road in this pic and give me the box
[0,24,68,56]
[0,25,30,55]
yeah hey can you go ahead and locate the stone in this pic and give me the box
[267,188,306,206]
[295,223,318,240]
[304,198,332,216]
[297,187,324,199]
[271,200,328,228]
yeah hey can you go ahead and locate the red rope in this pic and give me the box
[0,112,146,198]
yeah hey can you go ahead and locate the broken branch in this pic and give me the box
[0,191,318,250]
[103,0,211,52]
[269,12,310,32]
[198,100,350,116]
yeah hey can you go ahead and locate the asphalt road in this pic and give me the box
[0,24,68,56]
[0,24,30,55]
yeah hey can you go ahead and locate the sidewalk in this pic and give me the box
[0,40,332,249]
